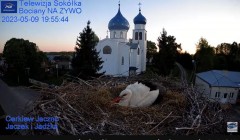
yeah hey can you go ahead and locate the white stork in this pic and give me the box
[113,81,161,107]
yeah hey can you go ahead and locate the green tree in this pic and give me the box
[152,29,181,75]
[214,42,240,71]
[228,42,240,71]
[215,43,231,55]
[194,38,215,72]
[71,21,104,79]
[176,52,193,70]
[3,38,46,84]
[147,40,157,65]
[214,43,230,70]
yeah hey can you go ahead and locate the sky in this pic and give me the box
[0,0,240,54]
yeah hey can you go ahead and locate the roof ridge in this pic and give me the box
[215,70,238,86]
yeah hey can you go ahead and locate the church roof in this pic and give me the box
[127,43,138,49]
[108,4,130,30]
[134,10,146,25]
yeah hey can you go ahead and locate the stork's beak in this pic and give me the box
[112,96,122,103]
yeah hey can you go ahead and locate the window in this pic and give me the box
[103,46,112,54]
[145,33,147,40]
[135,32,138,40]
[114,31,116,38]
[230,93,234,98]
[137,48,140,55]
[120,31,123,38]
[121,57,124,65]
[215,92,220,98]
[139,32,142,40]
[223,93,228,98]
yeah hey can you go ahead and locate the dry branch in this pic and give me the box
[24,74,228,135]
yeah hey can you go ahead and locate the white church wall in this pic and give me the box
[118,43,130,76]
[134,24,145,30]
[129,48,141,73]
[132,28,147,72]
[136,48,141,73]
[96,39,119,76]
[110,30,128,41]
[130,49,137,68]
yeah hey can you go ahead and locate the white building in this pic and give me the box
[96,3,147,77]
[195,70,240,104]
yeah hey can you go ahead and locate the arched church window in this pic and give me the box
[121,56,124,65]
[103,46,112,54]
[139,32,142,40]
[137,48,140,55]
[114,31,116,38]
[120,31,123,38]
[135,32,138,40]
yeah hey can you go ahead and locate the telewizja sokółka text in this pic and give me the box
[19,0,81,8]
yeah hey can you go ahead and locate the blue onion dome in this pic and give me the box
[134,10,146,25]
[108,4,130,30]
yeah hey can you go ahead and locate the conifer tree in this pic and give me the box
[152,29,181,75]
[71,21,104,79]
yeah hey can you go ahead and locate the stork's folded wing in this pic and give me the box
[136,90,159,107]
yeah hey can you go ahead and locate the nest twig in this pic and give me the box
[25,74,229,135]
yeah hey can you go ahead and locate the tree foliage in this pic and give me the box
[194,38,215,72]
[176,52,193,70]
[152,29,181,75]
[215,42,240,71]
[3,38,46,84]
[71,21,104,79]
[146,40,157,65]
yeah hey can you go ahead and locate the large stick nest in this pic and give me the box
[25,73,229,135]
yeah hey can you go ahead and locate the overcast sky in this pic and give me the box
[1,0,240,54]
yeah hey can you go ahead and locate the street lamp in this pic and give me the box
[56,64,58,78]
[190,60,197,85]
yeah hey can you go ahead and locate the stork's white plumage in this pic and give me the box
[113,82,160,107]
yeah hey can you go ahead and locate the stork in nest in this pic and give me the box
[113,81,165,107]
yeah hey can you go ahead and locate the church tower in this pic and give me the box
[133,4,147,72]
[108,3,129,42]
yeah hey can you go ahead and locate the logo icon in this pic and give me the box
[1,1,17,13]
[227,122,238,133]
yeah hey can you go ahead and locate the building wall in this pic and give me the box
[118,43,130,76]
[195,76,239,104]
[134,24,145,30]
[96,39,119,76]
[129,47,141,73]
[210,87,238,104]
[110,30,128,42]
[132,27,147,72]
[195,76,211,98]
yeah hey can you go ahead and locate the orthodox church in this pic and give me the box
[96,3,147,77]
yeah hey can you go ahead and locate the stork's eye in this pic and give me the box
[121,94,127,97]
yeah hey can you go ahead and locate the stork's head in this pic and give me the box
[112,89,132,106]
